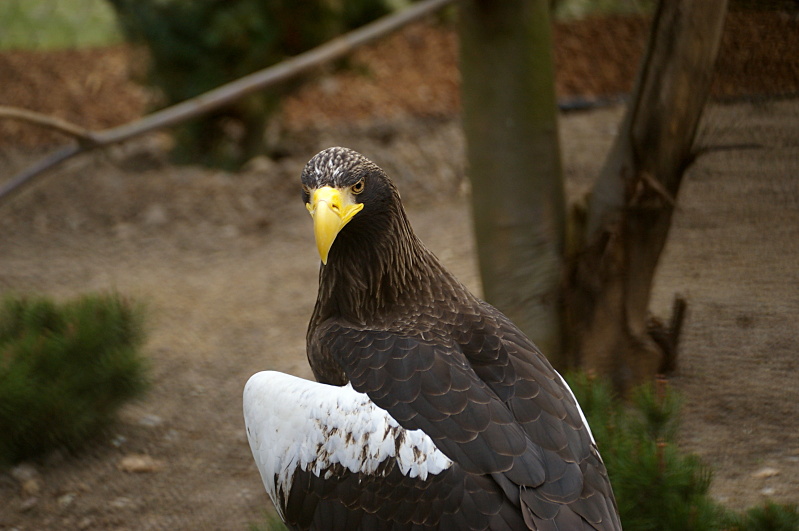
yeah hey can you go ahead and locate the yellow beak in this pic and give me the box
[306,186,364,264]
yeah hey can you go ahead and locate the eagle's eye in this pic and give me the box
[302,184,311,196]
[351,179,365,195]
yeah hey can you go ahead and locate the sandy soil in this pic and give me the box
[1,11,798,531]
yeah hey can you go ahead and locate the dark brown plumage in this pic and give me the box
[251,146,621,530]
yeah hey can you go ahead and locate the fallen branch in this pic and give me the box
[0,107,97,145]
[0,0,455,205]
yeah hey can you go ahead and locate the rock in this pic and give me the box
[20,478,41,497]
[18,496,39,512]
[57,493,76,509]
[242,155,276,174]
[110,496,135,509]
[10,464,41,496]
[142,204,169,226]
[117,454,164,473]
[10,463,37,482]
[137,413,164,428]
[751,466,780,479]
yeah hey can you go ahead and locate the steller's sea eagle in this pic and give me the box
[243,147,621,530]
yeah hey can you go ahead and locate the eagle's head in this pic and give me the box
[301,147,401,264]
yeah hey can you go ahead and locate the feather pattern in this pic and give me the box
[245,147,622,530]
[244,371,532,530]
[244,371,453,516]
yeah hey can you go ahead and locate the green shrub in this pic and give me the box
[724,501,799,531]
[106,0,395,168]
[566,373,729,530]
[565,373,799,530]
[0,293,149,465]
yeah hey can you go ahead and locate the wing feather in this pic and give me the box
[323,324,550,484]
[312,299,620,529]
[243,371,531,530]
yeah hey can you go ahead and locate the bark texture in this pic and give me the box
[460,0,566,362]
[565,0,729,392]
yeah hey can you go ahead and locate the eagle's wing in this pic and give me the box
[243,371,528,530]
[320,322,619,529]
[457,302,621,527]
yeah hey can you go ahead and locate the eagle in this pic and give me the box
[244,147,621,530]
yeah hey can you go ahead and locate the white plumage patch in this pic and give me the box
[243,371,453,519]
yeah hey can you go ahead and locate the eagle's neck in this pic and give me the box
[314,202,451,327]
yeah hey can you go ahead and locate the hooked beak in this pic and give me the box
[306,186,363,264]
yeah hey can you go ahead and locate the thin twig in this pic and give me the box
[0,106,98,145]
[0,0,455,206]
[0,145,82,201]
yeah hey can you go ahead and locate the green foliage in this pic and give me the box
[0,0,120,50]
[0,293,149,465]
[724,501,799,531]
[566,373,799,529]
[566,373,728,530]
[106,0,394,168]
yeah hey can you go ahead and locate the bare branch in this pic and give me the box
[0,145,83,201]
[0,106,98,145]
[0,0,455,206]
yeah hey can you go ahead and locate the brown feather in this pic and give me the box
[300,147,621,530]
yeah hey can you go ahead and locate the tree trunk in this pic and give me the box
[564,0,729,393]
[459,0,566,362]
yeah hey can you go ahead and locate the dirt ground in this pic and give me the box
[1,10,798,531]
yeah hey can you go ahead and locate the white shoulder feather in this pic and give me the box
[243,371,452,519]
